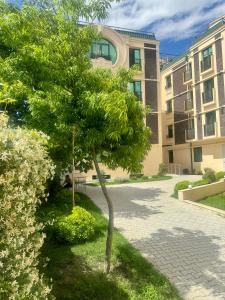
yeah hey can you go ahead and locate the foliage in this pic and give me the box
[55,206,96,244]
[215,171,225,181]
[41,192,181,299]
[0,114,54,299]
[174,180,190,192]
[192,179,209,188]
[158,163,168,176]
[202,168,216,183]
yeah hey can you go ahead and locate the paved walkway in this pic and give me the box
[85,176,225,300]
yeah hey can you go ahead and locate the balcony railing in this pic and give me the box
[184,98,193,111]
[202,88,214,104]
[185,128,195,140]
[204,123,215,137]
[201,55,212,72]
[184,70,192,82]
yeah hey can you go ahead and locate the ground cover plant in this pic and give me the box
[39,190,181,300]
[199,193,225,211]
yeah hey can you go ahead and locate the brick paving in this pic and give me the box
[85,175,225,300]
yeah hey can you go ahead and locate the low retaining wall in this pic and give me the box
[178,179,225,201]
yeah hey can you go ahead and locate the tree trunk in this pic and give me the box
[93,149,114,274]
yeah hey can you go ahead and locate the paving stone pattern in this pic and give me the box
[85,176,225,300]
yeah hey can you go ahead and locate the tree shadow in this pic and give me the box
[86,185,165,220]
[131,227,225,299]
[41,239,129,300]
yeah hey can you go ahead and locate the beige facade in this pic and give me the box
[80,25,162,181]
[161,16,225,174]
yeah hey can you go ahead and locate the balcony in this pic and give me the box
[185,128,195,140]
[204,123,215,137]
[201,55,212,73]
[202,88,214,104]
[184,70,192,82]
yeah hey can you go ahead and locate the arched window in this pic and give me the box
[90,39,117,64]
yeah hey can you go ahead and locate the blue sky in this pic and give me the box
[106,0,225,58]
[10,0,225,58]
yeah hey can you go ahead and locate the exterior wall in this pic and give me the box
[80,26,162,180]
[161,18,225,174]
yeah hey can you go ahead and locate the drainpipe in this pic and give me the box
[190,142,194,174]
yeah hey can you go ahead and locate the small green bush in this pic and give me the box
[141,175,149,180]
[192,179,209,188]
[202,168,216,183]
[114,178,130,184]
[158,163,168,176]
[55,206,96,244]
[174,180,190,192]
[215,171,225,180]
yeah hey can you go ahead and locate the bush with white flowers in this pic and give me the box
[0,114,55,299]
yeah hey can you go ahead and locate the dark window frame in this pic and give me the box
[193,147,202,162]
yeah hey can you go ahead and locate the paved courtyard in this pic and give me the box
[85,175,225,300]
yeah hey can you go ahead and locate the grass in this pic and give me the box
[199,192,225,211]
[87,175,172,186]
[40,190,181,300]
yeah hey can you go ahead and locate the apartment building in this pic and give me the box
[83,25,162,180]
[161,16,225,174]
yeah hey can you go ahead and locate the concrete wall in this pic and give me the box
[178,179,225,201]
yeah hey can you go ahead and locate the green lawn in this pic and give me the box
[40,191,181,300]
[87,175,172,186]
[199,192,225,211]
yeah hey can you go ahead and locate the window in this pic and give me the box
[90,39,117,64]
[194,147,202,162]
[129,48,141,69]
[184,90,193,111]
[186,118,195,140]
[201,46,212,72]
[184,63,192,82]
[202,78,214,103]
[130,81,142,100]
[167,125,173,138]
[168,150,174,163]
[204,111,216,136]
[166,100,172,113]
[165,75,172,89]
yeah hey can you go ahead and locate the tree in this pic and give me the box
[76,68,151,272]
[0,113,55,299]
[0,1,151,273]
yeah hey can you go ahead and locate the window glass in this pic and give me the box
[203,46,212,58]
[166,100,172,112]
[168,150,174,163]
[165,75,172,88]
[194,147,202,162]
[206,111,216,124]
[91,39,117,64]
[130,81,142,100]
[168,125,173,138]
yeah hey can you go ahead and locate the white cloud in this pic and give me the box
[104,0,225,40]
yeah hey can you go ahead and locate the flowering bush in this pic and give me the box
[55,206,96,244]
[0,114,55,299]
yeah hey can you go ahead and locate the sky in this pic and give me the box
[105,0,225,58]
[10,0,225,58]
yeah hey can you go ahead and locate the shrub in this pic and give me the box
[141,175,149,180]
[202,168,216,183]
[174,180,190,192]
[114,178,130,184]
[192,179,209,188]
[215,171,225,180]
[158,163,168,176]
[0,114,54,299]
[55,206,96,244]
